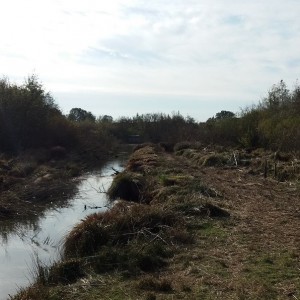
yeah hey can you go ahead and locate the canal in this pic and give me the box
[0,158,125,299]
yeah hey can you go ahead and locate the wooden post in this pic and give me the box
[264,158,268,178]
[233,152,238,167]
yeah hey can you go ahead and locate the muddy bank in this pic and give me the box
[0,146,125,221]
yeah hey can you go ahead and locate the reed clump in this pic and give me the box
[107,172,144,202]
[64,202,179,259]
[60,201,190,279]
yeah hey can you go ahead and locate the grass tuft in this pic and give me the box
[201,153,228,167]
[48,259,84,284]
[64,202,179,259]
[107,172,144,202]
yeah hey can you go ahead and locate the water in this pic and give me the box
[0,159,124,300]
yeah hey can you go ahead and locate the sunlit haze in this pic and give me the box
[1,0,299,120]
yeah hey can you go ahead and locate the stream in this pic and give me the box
[0,158,125,300]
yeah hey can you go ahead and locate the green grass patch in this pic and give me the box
[244,251,300,285]
[192,221,229,239]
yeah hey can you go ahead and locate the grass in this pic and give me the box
[201,153,229,167]
[137,276,173,292]
[107,172,144,202]
[243,251,300,288]
[64,202,179,258]
[174,202,230,218]
[9,284,50,300]
[127,145,159,173]
[48,259,85,284]
[11,143,300,299]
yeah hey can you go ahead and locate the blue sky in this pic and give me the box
[1,0,299,121]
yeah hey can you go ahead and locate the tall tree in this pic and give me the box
[68,108,96,122]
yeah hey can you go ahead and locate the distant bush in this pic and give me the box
[202,80,300,151]
[110,112,200,144]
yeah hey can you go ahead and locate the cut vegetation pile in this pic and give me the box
[11,143,300,300]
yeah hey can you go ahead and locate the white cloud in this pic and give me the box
[0,0,300,120]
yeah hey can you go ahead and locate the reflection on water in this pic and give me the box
[0,158,125,300]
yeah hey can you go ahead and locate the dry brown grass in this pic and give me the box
[64,201,180,258]
[127,145,160,172]
[12,144,300,299]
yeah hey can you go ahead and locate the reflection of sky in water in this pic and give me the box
[0,159,125,300]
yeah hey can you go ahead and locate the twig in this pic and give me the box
[143,228,169,245]
[86,181,107,194]
[111,167,120,175]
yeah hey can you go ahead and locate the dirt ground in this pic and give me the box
[133,146,300,299]
[192,164,300,299]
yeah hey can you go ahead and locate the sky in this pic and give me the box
[1,0,299,121]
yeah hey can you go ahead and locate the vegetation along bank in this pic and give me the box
[1,76,300,298]
[12,143,300,299]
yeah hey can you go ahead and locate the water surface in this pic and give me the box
[0,159,124,300]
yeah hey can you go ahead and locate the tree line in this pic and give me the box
[0,76,299,155]
[0,76,113,154]
[203,80,300,151]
